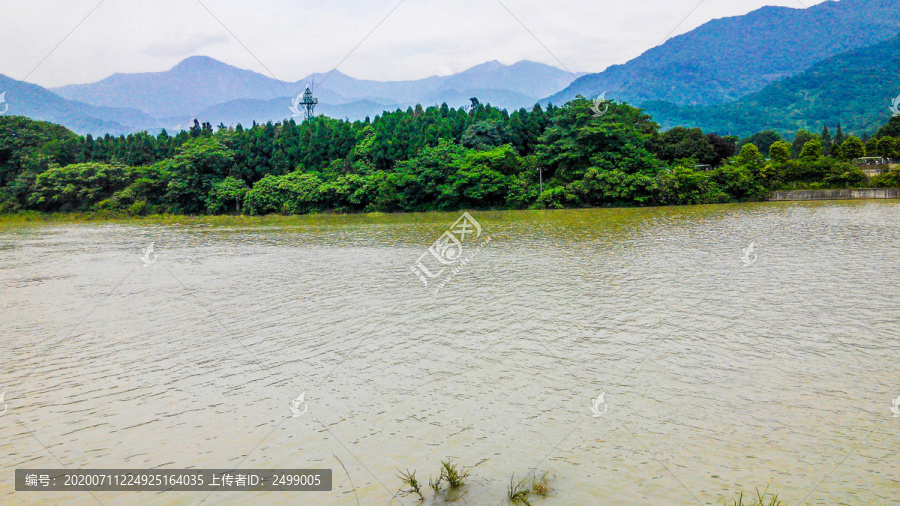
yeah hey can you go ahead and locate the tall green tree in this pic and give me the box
[159,137,234,214]
[839,136,866,161]
[821,125,832,156]
[865,137,879,156]
[833,123,846,146]
[738,130,781,155]
[877,136,897,158]
[736,143,764,171]
[769,141,791,163]
[876,116,900,138]
[790,130,818,159]
[800,139,823,160]
[653,127,718,166]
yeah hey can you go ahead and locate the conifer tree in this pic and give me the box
[833,123,846,146]
[821,125,832,156]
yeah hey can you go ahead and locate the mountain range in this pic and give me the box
[2,0,900,138]
[0,74,158,136]
[32,57,576,135]
[548,0,900,108]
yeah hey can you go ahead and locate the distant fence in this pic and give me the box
[769,188,900,201]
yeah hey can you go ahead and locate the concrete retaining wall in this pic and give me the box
[769,188,900,201]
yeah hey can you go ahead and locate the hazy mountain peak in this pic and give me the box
[171,55,235,73]
[302,69,351,84]
[477,60,504,69]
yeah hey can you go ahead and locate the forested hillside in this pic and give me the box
[643,33,900,136]
[3,100,899,216]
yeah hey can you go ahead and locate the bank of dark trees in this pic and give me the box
[2,100,898,215]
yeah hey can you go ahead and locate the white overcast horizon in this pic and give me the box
[3,0,830,88]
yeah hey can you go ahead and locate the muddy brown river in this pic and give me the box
[1,201,898,505]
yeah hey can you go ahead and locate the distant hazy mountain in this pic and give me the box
[0,74,147,136]
[438,60,578,99]
[546,0,900,107]
[192,89,543,130]
[295,60,578,107]
[49,56,578,132]
[643,33,900,137]
[53,56,292,120]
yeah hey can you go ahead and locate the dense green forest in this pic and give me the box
[2,98,900,216]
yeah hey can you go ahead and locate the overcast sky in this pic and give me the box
[2,0,830,88]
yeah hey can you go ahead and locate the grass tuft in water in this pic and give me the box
[507,474,532,505]
[531,472,552,497]
[727,488,787,506]
[441,459,469,488]
[427,459,473,502]
[396,469,425,502]
[428,474,443,494]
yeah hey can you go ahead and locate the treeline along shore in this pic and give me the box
[3,98,900,216]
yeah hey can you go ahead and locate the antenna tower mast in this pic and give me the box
[300,82,318,121]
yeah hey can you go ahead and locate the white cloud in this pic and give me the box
[0,0,832,87]
[142,31,230,58]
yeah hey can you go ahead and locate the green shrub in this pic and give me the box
[27,162,136,212]
[536,185,578,209]
[205,176,249,214]
[871,168,900,187]
[655,166,721,205]
[824,162,867,187]
[244,171,324,215]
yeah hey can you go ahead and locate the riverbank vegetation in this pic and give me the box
[395,461,786,505]
[396,459,553,504]
[3,101,899,215]
[725,488,788,506]
[507,472,553,505]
